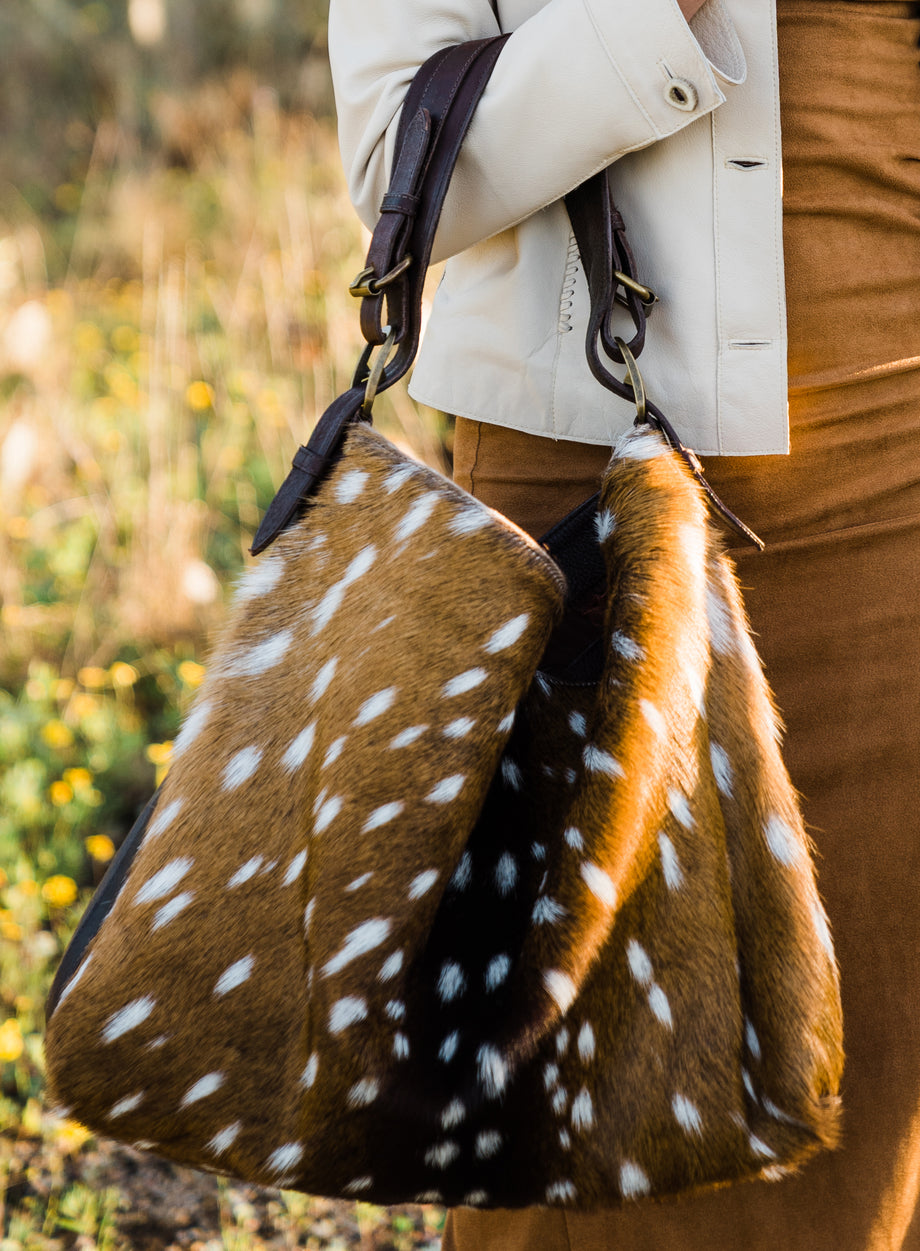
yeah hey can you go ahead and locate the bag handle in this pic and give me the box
[252,37,763,554]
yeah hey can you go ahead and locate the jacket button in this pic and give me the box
[665,78,698,111]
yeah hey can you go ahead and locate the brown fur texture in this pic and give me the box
[45,423,843,1209]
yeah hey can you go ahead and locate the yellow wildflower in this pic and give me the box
[40,720,74,750]
[48,780,74,807]
[146,741,173,766]
[6,516,29,540]
[55,1120,91,1154]
[18,880,39,897]
[178,660,206,688]
[186,380,215,411]
[85,788,105,807]
[78,666,107,689]
[74,322,105,355]
[1,920,22,942]
[111,324,139,353]
[54,679,75,701]
[42,876,78,908]
[85,834,115,862]
[71,693,99,719]
[109,661,138,688]
[63,767,93,791]
[0,1019,23,1063]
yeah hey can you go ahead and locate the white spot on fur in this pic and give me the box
[236,556,284,602]
[559,1130,572,1150]
[171,702,212,759]
[449,852,472,892]
[812,899,836,961]
[448,505,490,534]
[426,775,465,804]
[438,962,467,1002]
[627,941,653,985]
[215,955,255,996]
[385,1000,405,1021]
[610,632,644,662]
[235,629,293,676]
[658,833,684,890]
[580,861,616,909]
[442,669,487,698]
[667,788,694,829]
[595,508,616,541]
[282,724,316,772]
[314,795,343,834]
[564,826,584,851]
[494,852,518,895]
[570,1089,594,1131]
[324,920,391,977]
[648,984,673,1028]
[379,951,403,981]
[497,711,516,734]
[533,896,566,925]
[764,814,802,866]
[407,869,438,899]
[750,1135,776,1159]
[552,1088,568,1115]
[706,585,735,655]
[228,856,263,888]
[322,736,347,768]
[577,1022,596,1062]
[393,1033,410,1059]
[383,463,418,493]
[485,955,511,990]
[303,899,315,933]
[568,711,587,738]
[532,842,547,861]
[266,1144,303,1176]
[311,546,377,634]
[208,1123,241,1154]
[328,997,367,1033]
[389,724,428,748]
[181,1072,225,1106]
[745,1019,762,1061]
[283,850,308,886]
[556,1027,570,1057]
[544,970,577,1012]
[222,746,263,791]
[444,717,475,738]
[344,1176,373,1194]
[640,699,666,738]
[346,872,372,892]
[300,1054,318,1088]
[57,955,92,1008]
[335,468,369,503]
[147,797,184,839]
[310,658,338,702]
[439,1031,460,1063]
[425,1140,460,1169]
[619,1161,651,1198]
[395,491,439,540]
[441,1099,466,1130]
[484,614,530,653]
[544,1063,560,1090]
[463,1190,489,1206]
[477,1046,508,1098]
[616,426,665,460]
[135,857,193,905]
[501,758,523,790]
[710,742,734,797]
[583,745,624,777]
[347,1080,379,1108]
[354,688,397,726]
[546,1180,576,1203]
[685,664,706,718]
[363,801,405,833]
[109,1092,144,1119]
[673,1094,703,1135]
[475,1130,502,1159]
[152,892,193,930]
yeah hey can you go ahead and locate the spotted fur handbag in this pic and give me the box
[45,39,843,1209]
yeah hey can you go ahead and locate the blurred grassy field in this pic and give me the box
[0,32,450,1250]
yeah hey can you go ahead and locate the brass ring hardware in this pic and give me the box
[614,335,647,422]
[361,326,399,416]
[349,255,413,299]
[613,270,658,310]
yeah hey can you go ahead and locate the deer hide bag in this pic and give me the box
[44,423,843,1209]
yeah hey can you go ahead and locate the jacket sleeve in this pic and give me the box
[328,0,747,262]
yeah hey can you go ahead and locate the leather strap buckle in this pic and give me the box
[349,255,413,299]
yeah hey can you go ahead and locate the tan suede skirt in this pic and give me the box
[447,3,920,1247]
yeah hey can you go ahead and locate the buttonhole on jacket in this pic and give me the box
[728,339,773,350]
[725,158,768,171]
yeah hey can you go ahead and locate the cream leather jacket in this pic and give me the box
[328,0,787,455]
